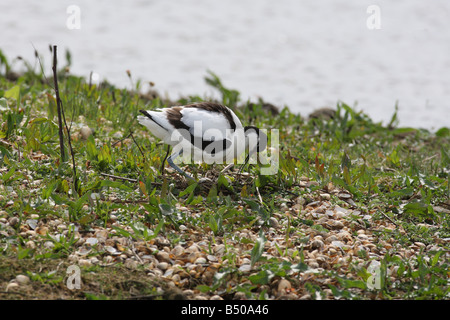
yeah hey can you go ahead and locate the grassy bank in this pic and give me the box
[0,48,449,300]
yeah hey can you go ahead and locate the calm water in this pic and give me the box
[1,0,449,130]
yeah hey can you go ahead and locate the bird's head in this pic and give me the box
[244,126,267,155]
[239,126,268,172]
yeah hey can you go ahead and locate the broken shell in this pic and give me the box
[85,237,98,246]
[105,245,120,255]
[6,282,19,291]
[26,219,38,230]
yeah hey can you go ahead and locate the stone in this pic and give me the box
[15,275,30,285]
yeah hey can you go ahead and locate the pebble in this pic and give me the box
[25,240,36,249]
[35,226,49,235]
[269,217,280,228]
[331,240,345,249]
[207,255,218,262]
[156,251,171,263]
[277,279,292,295]
[320,193,331,201]
[330,221,345,230]
[194,257,207,264]
[79,259,92,267]
[3,175,445,301]
[233,292,247,300]
[15,275,30,285]
[80,126,93,139]
[187,244,200,253]
[43,241,55,249]
[238,264,251,272]
[85,237,98,246]
[310,239,324,250]
[26,219,38,230]
[95,229,108,242]
[214,244,226,255]
[8,217,19,227]
[103,255,114,264]
[125,259,138,269]
[105,246,120,255]
[157,262,169,271]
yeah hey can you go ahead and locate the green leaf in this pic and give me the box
[112,225,134,238]
[179,182,198,198]
[250,229,266,267]
[207,184,218,204]
[292,262,309,272]
[98,144,112,166]
[86,135,98,160]
[244,199,269,221]
[1,166,16,183]
[249,270,272,285]
[209,214,220,235]
[17,247,33,259]
[46,93,57,120]
[403,201,428,215]
[435,127,450,137]
[217,174,229,188]
[386,187,414,199]
[431,251,444,267]
[441,147,450,167]
[158,203,174,216]
[341,152,351,185]
[0,97,8,111]
[4,85,20,101]
[338,277,367,290]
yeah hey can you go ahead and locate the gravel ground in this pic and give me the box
[2,173,447,300]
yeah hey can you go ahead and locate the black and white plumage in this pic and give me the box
[137,102,267,180]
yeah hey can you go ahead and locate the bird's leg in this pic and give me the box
[238,149,260,178]
[238,154,250,177]
[160,145,171,175]
[167,149,195,181]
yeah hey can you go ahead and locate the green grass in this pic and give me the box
[0,48,449,300]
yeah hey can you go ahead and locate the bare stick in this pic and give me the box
[52,45,79,193]
[52,45,66,163]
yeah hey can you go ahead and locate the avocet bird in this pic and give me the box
[137,102,267,180]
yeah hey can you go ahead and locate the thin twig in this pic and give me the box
[31,43,52,87]
[128,236,144,264]
[381,211,398,227]
[111,132,132,147]
[100,172,138,183]
[112,131,146,163]
[267,183,300,197]
[130,132,146,161]
[110,199,150,203]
